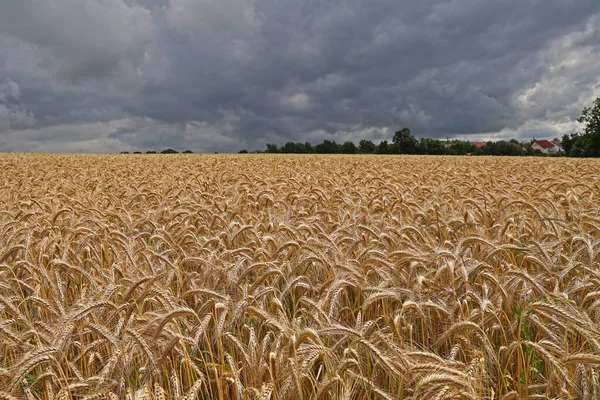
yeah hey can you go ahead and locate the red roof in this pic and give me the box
[471,142,486,148]
[533,140,556,149]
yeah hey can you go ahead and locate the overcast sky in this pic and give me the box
[1,0,599,153]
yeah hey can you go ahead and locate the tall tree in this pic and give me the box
[377,140,390,154]
[281,142,297,153]
[315,140,338,154]
[392,127,419,154]
[341,141,358,154]
[359,139,376,154]
[266,143,279,153]
[577,97,600,157]
[419,138,447,155]
[562,134,578,156]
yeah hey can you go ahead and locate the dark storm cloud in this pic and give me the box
[0,0,599,152]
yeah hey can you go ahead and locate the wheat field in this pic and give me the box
[1,154,600,399]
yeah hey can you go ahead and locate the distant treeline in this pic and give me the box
[248,97,600,157]
[120,149,194,154]
[246,128,553,156]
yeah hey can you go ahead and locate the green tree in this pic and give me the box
[571,139,586,157]
[315,140,339,154]
[161,148,179,154]
[295,142,307,153]
[377,140,390,154]
[479,141,524,156]
[561,134,577,156]
[281,142,297,153]
[447,141,476,155]
[577,97,600,157]
[266,143,279,153]
[183,149,194,154]
[341,141,358,154]
[359,139,376,154]
[419,138,447,155]
[392,127,419,154]
[238,149,249,153]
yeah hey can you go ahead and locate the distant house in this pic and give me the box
[551,138,563,150]
[471,142,486,149]
[531,139,561,154]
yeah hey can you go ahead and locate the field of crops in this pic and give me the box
[1,154,600,399]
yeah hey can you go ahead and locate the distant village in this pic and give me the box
[468,139,563,154]
[251,130,567,156]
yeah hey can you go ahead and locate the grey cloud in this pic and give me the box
[0,0,599,152]
[0,0,155,83]
[0,79,36,130]
[0,79,21,100]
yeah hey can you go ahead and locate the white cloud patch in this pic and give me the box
[304,126,392,144]
[453,119,584,143]
[514,16,600,121]
[0,79,21,100]
[0,119,128,153]
[282,93,310,111]
[183,121,247,152]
